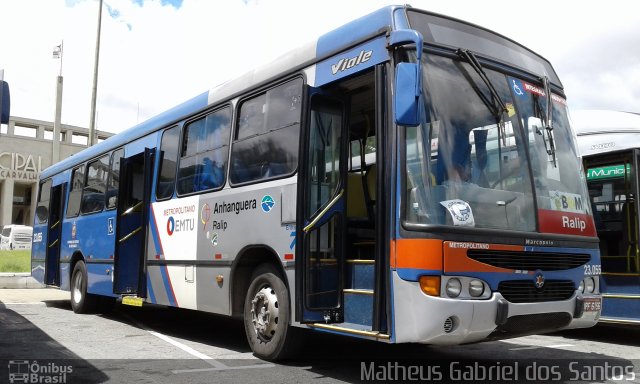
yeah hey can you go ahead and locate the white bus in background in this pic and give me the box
[0,224,33,250]
[573,109,640,324]
[573,109,640,157]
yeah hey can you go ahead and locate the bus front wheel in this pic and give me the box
[243,264,294,361]
[70,261,96,314]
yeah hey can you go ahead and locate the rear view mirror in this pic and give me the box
[389,29,423,127]
[394,63,420,126]
[0,80,10,124]
[36,205,49,223]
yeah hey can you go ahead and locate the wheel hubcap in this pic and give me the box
[250,286,279,342]
[72,271,83,305]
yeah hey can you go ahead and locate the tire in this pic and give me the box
[243,264,296,361]
[70,261,97,314]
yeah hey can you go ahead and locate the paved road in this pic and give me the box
[1,289,639,383]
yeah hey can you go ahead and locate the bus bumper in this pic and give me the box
[391,272,600,345]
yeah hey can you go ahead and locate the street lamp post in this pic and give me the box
[52,42,63,163]
[88,0,103,147]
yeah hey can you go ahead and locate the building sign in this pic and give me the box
[0,152,42,181]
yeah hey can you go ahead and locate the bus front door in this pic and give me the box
[44,183,65,286]
[296,94,347,323]
[113,148,155,295]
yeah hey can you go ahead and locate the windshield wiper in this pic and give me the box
[540,76,557,167]
[542,76,553,130]
[457,49,508,146]
[457,49,507,118]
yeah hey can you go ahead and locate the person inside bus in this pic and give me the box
[194,156,224,191]
[471,128,489,188]
[437,126,473,186]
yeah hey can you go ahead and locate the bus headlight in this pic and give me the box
[445,278,462,298]
[468,279,485,297]
[584,277,595,293]
[579,280,585,293]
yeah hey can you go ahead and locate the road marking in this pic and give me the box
[118,309,274,372]
[147,330,226,369]
[510,343,574,351]
[172,364,275,374]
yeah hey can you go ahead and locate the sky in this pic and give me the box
[0,0,639,135]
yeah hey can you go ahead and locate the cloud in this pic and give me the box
[131,0,183,9]
[549,8,640,112]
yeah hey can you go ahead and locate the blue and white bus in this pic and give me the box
[574,109,640,325]
[32,5,601,360]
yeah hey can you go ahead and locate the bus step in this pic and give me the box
[309,323,389,340]
[350,241,375,259]
[345,260,374,290]
[343,288,374,326]
[120,296,144,307]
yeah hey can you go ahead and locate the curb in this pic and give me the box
[0,273,45,289]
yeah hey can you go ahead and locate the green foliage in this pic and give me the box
[0,250,31,272]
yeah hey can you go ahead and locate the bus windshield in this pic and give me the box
[405,53,592,233]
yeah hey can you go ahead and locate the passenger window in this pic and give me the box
[349,136,376,170]
[307,96,343,216]
[157,127,179,199]
[66,166,85,217]
[177,108,231,194]
[230,78,302,184]
[36,179,52,224]
[81,155,109,214]
[106,149,124,209]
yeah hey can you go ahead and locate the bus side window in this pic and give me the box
[177,108,231,195]
[66,166,85,217]
[157,127,179,199]
[81,155,109,214]
[106,149,124,209]
[36,179,52,224]
[230,78,302,184]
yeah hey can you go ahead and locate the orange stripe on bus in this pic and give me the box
[443,242,521,273]
[393,239,443,271]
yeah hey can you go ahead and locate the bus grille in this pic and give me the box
[498,280,575,303]
[489,313,572,339]
[468,250,590,271]
[14,236,32,244]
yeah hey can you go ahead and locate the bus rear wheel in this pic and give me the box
[70,261,96,314]
[243,264,294,361]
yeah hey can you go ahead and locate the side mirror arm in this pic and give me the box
[389,29,424,127]
[389,29,423,97]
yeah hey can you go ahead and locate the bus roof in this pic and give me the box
[572,109,640,135]
[572,109,640,157]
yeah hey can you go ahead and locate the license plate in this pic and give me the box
[584,297,601,312]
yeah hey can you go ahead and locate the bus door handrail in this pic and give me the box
[119,226,142,243]
[304,190,344,233]
[122,201,143,217]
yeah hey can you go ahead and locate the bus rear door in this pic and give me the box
[113,148,155,295]
[45,183,66,286]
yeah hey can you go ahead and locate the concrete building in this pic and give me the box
[0,116,113,228]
